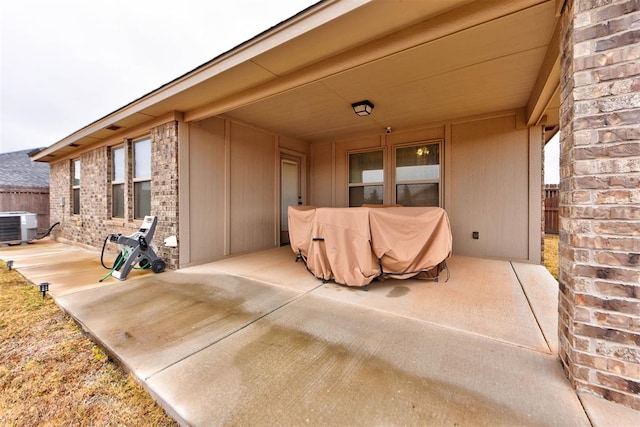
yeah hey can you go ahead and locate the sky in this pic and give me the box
[545,133,560,184]
[0,0,318,154]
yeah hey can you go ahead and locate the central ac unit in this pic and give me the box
[0,212,38,244]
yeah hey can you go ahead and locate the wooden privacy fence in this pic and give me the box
[544,184,559,234]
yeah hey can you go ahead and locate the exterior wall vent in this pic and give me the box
[0,212,38,244]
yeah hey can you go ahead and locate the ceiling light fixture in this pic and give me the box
[351,100,374,116]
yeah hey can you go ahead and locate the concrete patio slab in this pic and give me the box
[148,293,589,426]
[579,391,640,427]
[3,239,638,425]
[511,261,560,354]
[0,239,150,296]
[1,241,95,269]
[56,270,302,380]
[206,249,552,353]
[195,246,320,292]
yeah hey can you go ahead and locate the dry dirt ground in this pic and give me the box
[0,259,177,426]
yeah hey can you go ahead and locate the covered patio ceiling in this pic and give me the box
[222,1,561,142]
[33,0,560,162]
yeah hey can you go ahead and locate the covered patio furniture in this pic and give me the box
[288,206,452,287]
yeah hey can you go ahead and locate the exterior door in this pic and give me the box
[281,157,301,244]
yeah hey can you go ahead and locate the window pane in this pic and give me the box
[73,188,80,215]
[112,147,125,182]
[349,185,383,207]
[134,181,151,218]
[112,183,125,218]
[349,151,383,184]
[396,144,439,181]
[396,183,439,207]
[73,159,81,186]
[134,138,151,179]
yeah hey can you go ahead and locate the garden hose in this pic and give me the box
[35,222,60,240]
[99,248,128,282]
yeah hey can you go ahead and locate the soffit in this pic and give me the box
[224,1,558,141]
[138,61,278,117]
[34,0,559,161]
[143,0,476,116]
[250,0,474,76]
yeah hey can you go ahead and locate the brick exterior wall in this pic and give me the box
[48,161,69,241]
[558,0,640,410]
[151,122,180,268]
[49,148,115,247]
[48,121,180,269]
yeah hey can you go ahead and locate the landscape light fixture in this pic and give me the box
[39,282,49,299]
[351,100,374,116]
[7,260,13,270]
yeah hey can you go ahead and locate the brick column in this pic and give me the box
[558,0,640,410]
[151,121,180,269]
[48,160,70,240]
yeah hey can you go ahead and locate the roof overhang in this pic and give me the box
[33,0,560,162]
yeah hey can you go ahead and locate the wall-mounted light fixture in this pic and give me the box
[351,100,374,116]
[39,282,49,299]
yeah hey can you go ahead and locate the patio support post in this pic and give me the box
[558,0,640,410]
[150,121,180,269]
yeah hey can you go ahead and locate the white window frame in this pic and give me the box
[72,159,81,215]
[111,145,126,218]
[133,136,151,219]
[393,140,442,207]
[347,148,385,207]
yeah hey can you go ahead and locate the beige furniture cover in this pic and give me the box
[288,206,452,287]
